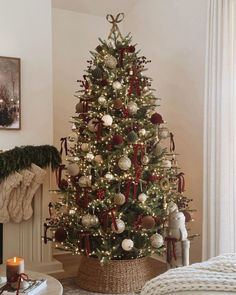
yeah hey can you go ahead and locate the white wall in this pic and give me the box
[0,0,53,149]
[124,0,207,263]
[52,8,111,151]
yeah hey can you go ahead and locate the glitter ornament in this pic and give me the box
[55,228,67,243]
[82,214,93,228]
[81,143,89,152]
[78,176,91,187]
[141,216,155,229]
[150,233,164,248]
[111,219,125,234]
[138,129,146,136]
[113,134,123,145]
[85,153,94,161]
[104,172,114,181]
[158,127,169,139]
[118,156,131,170]
[67,163,80,176]
[113,99,123,109]
[138,193,148,202]
[114,193,126,205]
[104,55,117,69]
[150,113,163,125]
[88,119,98,132]
[121,239,134,251]
[90,215,99,226]
[162,159,172,168]
[94,155,103,163]
[127,131,138,143]
[112,81,122,90]
[98,95,106,104]
[142,155,150,165]
[102,114,113,126]
[127,101,138,115]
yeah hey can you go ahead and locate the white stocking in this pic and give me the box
[0,173,22,223]
[22,164,46,221]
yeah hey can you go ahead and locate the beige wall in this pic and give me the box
[124,0,207,263]
[0,0,53,150]
[52,1,207,263]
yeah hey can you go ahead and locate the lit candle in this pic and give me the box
[6,257,24,281]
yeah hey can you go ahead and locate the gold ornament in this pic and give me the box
[67,163,80,176]
[81,143,89,152]
[94,155,103,163]
[104,172,114,181]
[127,101,138,115]
[104,55,117,69]
[114,193,126,205]
[118,156,131,170]
[150,233,164,248]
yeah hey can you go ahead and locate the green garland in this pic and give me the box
[0,145,61,181]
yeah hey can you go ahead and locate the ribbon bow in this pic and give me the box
[106,13,124,40]
[134,214,143,230]
[60,137,68,155]
[125,178,140,202]
[100,207,118,233]
[80,98,93,113]
[132,144,145,166]
[128,67,141,96]
[176,172,185,193]
[76,186,92,208]
[43,223,50,244]
[93,119,104,141]
[78,231,91,255]
[0,273,29,295]
[165,237,178,263]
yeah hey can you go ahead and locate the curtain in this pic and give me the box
[203,0,236,260]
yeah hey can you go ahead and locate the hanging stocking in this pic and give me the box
[22,164,46,221]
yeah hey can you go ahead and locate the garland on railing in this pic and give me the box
[0,145,61,181]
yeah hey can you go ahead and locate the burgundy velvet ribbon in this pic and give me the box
[165,237,178,263]
[100,207,118,232]
[78,232,91,255]
[118,47,129,68]
[93,120,104,141]
[76,186,92,208]
[55,164,65,187]
[60,137,68,155]
[80,98,93,113]
[134,214,143,230]
[176,172,185,193]
[125,179,139,201]
[128,67,141,96]
[132,144,145,166]
[170,132,175,152]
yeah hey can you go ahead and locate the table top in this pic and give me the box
[0,268,63,295]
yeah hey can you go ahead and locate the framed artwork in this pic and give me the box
[0,56,21,130]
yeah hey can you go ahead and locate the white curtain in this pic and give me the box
[203,0,236,260]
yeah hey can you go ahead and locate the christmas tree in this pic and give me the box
[44,13,192,265]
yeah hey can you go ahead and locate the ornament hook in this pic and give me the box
[106,13,124,40]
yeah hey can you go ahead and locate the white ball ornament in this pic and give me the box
[138,193,148,203]
[98,95,106,104]
[112,81,122,90]
[94,155,103,163]
[67,163,80,176]
[138,129,146,137]
[121,239,134,251]
[82,214,93,228]
[102,114,113,126]
[114,193,126,205]
[104,55,117,69]
[68,133,78,143]
[111,219,125,234]
[118,156,131,171]
[162,159,172,168]
[158,127,169,139]
[81,143,89,152]
[88,119,98,132]
[90,215,99,227]
[104,172,114,181]
[150,233,164,248]
[127,102,138,115]
[86,153,94,161]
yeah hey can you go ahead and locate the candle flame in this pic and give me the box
[13,257,16,263]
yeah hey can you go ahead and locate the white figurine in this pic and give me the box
[166,208,190,269]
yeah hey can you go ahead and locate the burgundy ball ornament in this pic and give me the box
[58,179,68,190]
[100,79,108,87]
[55,228,67,243]
[128,45,135,53]
[113,134,123,145]
[150,113,163,125]
[141,216,155,229]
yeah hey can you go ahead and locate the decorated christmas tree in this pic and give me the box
[44,14,192,266]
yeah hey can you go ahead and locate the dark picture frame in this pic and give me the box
[0,56,21,130]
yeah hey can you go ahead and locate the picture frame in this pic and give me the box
[0,56,21,130]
